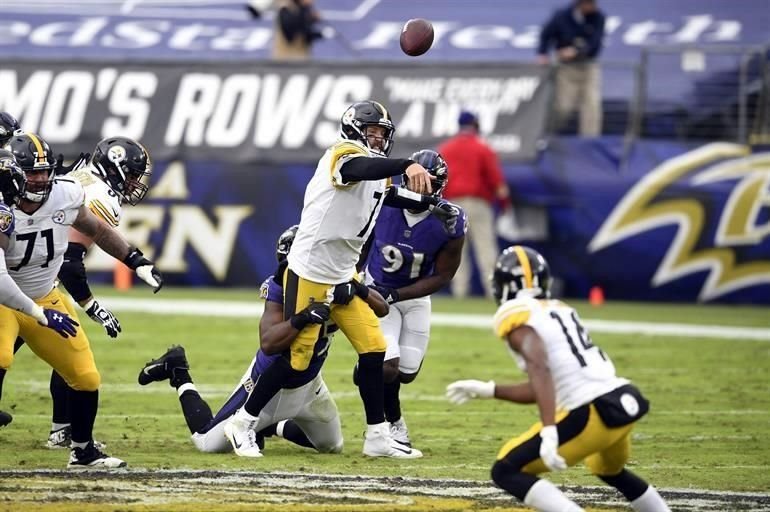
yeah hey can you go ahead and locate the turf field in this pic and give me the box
[1,287,769,511]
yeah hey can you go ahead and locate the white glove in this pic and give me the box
[445,380,495,405]
[539,425,567,471]
[136,264,163,292]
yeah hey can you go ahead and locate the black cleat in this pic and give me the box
[68,442,126,469]
[0,410,12,428]
[137,345,189,386]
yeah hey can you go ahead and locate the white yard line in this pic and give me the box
[96,297,770,341]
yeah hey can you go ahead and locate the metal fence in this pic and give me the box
[548,44,770,146]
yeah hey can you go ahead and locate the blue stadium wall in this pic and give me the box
[76,137,770,304]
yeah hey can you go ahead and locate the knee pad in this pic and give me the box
[0,352,13,370]
[71,370,101,391]
[317,440,344,454]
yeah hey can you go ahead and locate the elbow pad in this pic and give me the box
[58,242,92,303]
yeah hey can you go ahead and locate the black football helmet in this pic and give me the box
[491,245,552,304]
[0,112,21,147]
[340,100,395,157]
[406,149,449,197]
[276,224,299,263]
[91,136,152,206]
[0,149,25,206]
[8,132,56,204]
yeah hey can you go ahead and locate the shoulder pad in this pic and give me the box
[331,139,369,154]
[492,296,540,339]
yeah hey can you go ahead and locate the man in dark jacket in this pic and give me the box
[272,0,324,61]
[537,0,606,137]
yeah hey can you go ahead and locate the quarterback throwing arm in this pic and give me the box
[446,246,670,512]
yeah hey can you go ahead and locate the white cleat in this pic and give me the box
[224,413,263,458]
[67,442,126,469]
[363,422,423,458]
[390,418,412,447]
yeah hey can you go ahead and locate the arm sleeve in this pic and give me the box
[382,185,439,210]
[339,156,415,183]
[0,249,43,319]
[58,242,92,304]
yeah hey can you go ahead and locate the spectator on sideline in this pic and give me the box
[537,0,606,137]
[271,0,324,60]
[438,111,512,298]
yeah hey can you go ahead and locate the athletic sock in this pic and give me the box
[599,469,650,502]
[176,383,213,434]
[631,486,670,512]
[276,419,314,449]
[383,379,402,423]
[49,370,70,425]
[357,352,386,425]
[68,389,98,445]
[524,479,584,512]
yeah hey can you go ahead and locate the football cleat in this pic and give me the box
[0,410,12,428]
[389,418,412,448]
[47,425,106,450]
[137,345,189,386]
[224,413,263,458]
[363,422,422,458]
[67,442,126,469]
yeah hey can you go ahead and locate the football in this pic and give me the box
[400,18,434,57]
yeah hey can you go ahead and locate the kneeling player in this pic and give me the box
[139,226,388,455]
[446,246,670,512]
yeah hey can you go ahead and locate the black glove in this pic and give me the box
[430,200,461,235]
[55,153,90,175]
[290,302,331,330]
[333,279,370,305]
[370,285,399,305]
[84,299,121,338]
[123,247,164,293]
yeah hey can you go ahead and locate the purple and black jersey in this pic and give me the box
[366,205,466,289]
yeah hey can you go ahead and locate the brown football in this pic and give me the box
[400,18,434,57]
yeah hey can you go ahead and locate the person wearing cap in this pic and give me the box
[438,111,512,298]
[537,0,605,137]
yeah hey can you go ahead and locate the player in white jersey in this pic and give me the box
[446,246,670,512]
[43,136,152,448]
[0,150,84,429]
[226,100,458,459]
[0,132,163,468]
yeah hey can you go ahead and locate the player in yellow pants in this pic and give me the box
[1,132,163,468]
[225,101,459,458]
[447,246,670,512]
[281,268,384,371]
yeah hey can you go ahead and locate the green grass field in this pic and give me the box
[1,287,769,511]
